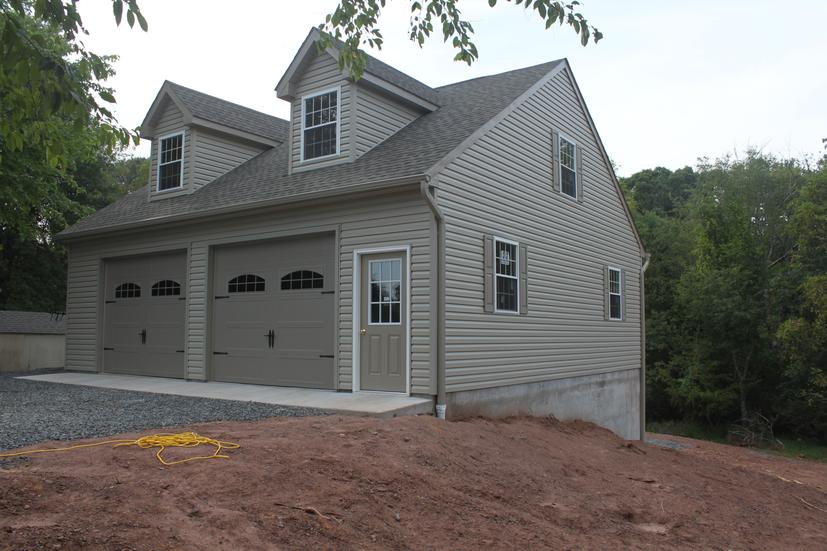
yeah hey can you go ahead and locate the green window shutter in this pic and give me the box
[575,144,584,202]
[483,235,494,313]
[519,244,528,315]
[551,130,560,192]
[622,268,627,321]
[602,264,609,321]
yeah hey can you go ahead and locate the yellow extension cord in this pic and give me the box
[0,432,240,466]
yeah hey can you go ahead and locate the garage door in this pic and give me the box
[212,233,335,388]
[103,251,186,378]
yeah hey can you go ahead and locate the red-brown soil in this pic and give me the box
[1,415,826,550]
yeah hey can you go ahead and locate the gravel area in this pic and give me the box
[0,371,329,453]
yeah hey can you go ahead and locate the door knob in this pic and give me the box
[360,328,367,335]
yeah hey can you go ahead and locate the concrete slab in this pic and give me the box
[18,372,434,417]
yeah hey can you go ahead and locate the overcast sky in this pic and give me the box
[76,0,826,176]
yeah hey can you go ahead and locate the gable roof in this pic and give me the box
[0,311,66,335]
[276,28,440,109]
[142,81,289,144]
[61,60,564,239]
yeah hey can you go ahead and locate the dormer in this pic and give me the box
[140,81,288,200]
[276,29,441,174]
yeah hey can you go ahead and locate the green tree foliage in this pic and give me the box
[320,0,601,78]
[623,153,827,441]
[0,1,148,312]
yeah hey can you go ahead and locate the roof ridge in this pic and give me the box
[434,59,565,91]
[165,80,289,126]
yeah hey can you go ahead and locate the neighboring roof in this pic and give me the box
[276,28,440,108]
[143,81,290,143]
[0,311,66,335]
[61,60,564,239]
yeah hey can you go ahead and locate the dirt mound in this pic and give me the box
[1,415,826,549]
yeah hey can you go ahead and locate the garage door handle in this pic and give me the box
[264,329,275,348]
[139,329,146,344]
[213,351,228,355]
[319,354,334,358]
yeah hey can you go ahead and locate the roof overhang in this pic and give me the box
[57,174,428,242]
[275,28,438,112]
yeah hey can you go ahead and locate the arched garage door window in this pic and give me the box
[228,274,265,293]
[281,270,324,290]
[151,280,181,297]
[115,282,141,298]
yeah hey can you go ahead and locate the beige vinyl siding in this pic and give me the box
[148,98,191,198]
[290,53,351,171]
[190,128,267,189]
[353,84,420,157]
[438,67,642,393]
[64,189,434,393]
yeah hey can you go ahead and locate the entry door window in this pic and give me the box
[368,259,401,325]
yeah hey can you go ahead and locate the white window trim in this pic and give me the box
[299,85,341,163]
[493,236,520,315]
[156,131,185,193]
[608,266,622,321]
[558,132,578,200]
[367,259,403,326]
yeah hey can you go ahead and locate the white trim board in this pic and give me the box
[351,245,412,395]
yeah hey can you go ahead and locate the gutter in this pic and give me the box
[420,179,447,419]
[639,252,651,441]
[57,174,427,242]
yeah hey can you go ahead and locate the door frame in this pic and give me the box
[352,245,411,395]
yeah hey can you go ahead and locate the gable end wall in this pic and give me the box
[438,67,642,393]
[148,98,192,199]
[290,53,352,171]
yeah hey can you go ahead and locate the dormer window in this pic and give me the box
[301,88,338,161]
[158,133,184,191]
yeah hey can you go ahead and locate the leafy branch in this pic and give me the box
[320,0,601,79]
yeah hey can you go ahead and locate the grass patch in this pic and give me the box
[647,419,827,463]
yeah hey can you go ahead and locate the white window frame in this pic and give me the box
[608,266,622,321]
[367,258,403,326]
[299,86,341,163]
[493,236,520,314]
[558,133,577,200]
[156,131,185,192]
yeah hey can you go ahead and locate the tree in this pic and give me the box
[0,1,150,311]
[320,0,601,78]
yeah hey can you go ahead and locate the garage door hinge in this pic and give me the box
[103,347,114,351]
[212,351,228,355]
[214,295,229,300]
[319,354,334,358]
[320,290,335,295]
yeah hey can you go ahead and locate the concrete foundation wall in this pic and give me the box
[445,368,641,439]
[0,334,65,372]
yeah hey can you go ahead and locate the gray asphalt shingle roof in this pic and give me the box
[61,60,562,238]
[166,82,290,142]
[0,311,66,335]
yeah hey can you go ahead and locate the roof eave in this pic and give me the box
[140,81,193,138]
[189,117,283,147]
[57,174,428,242]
